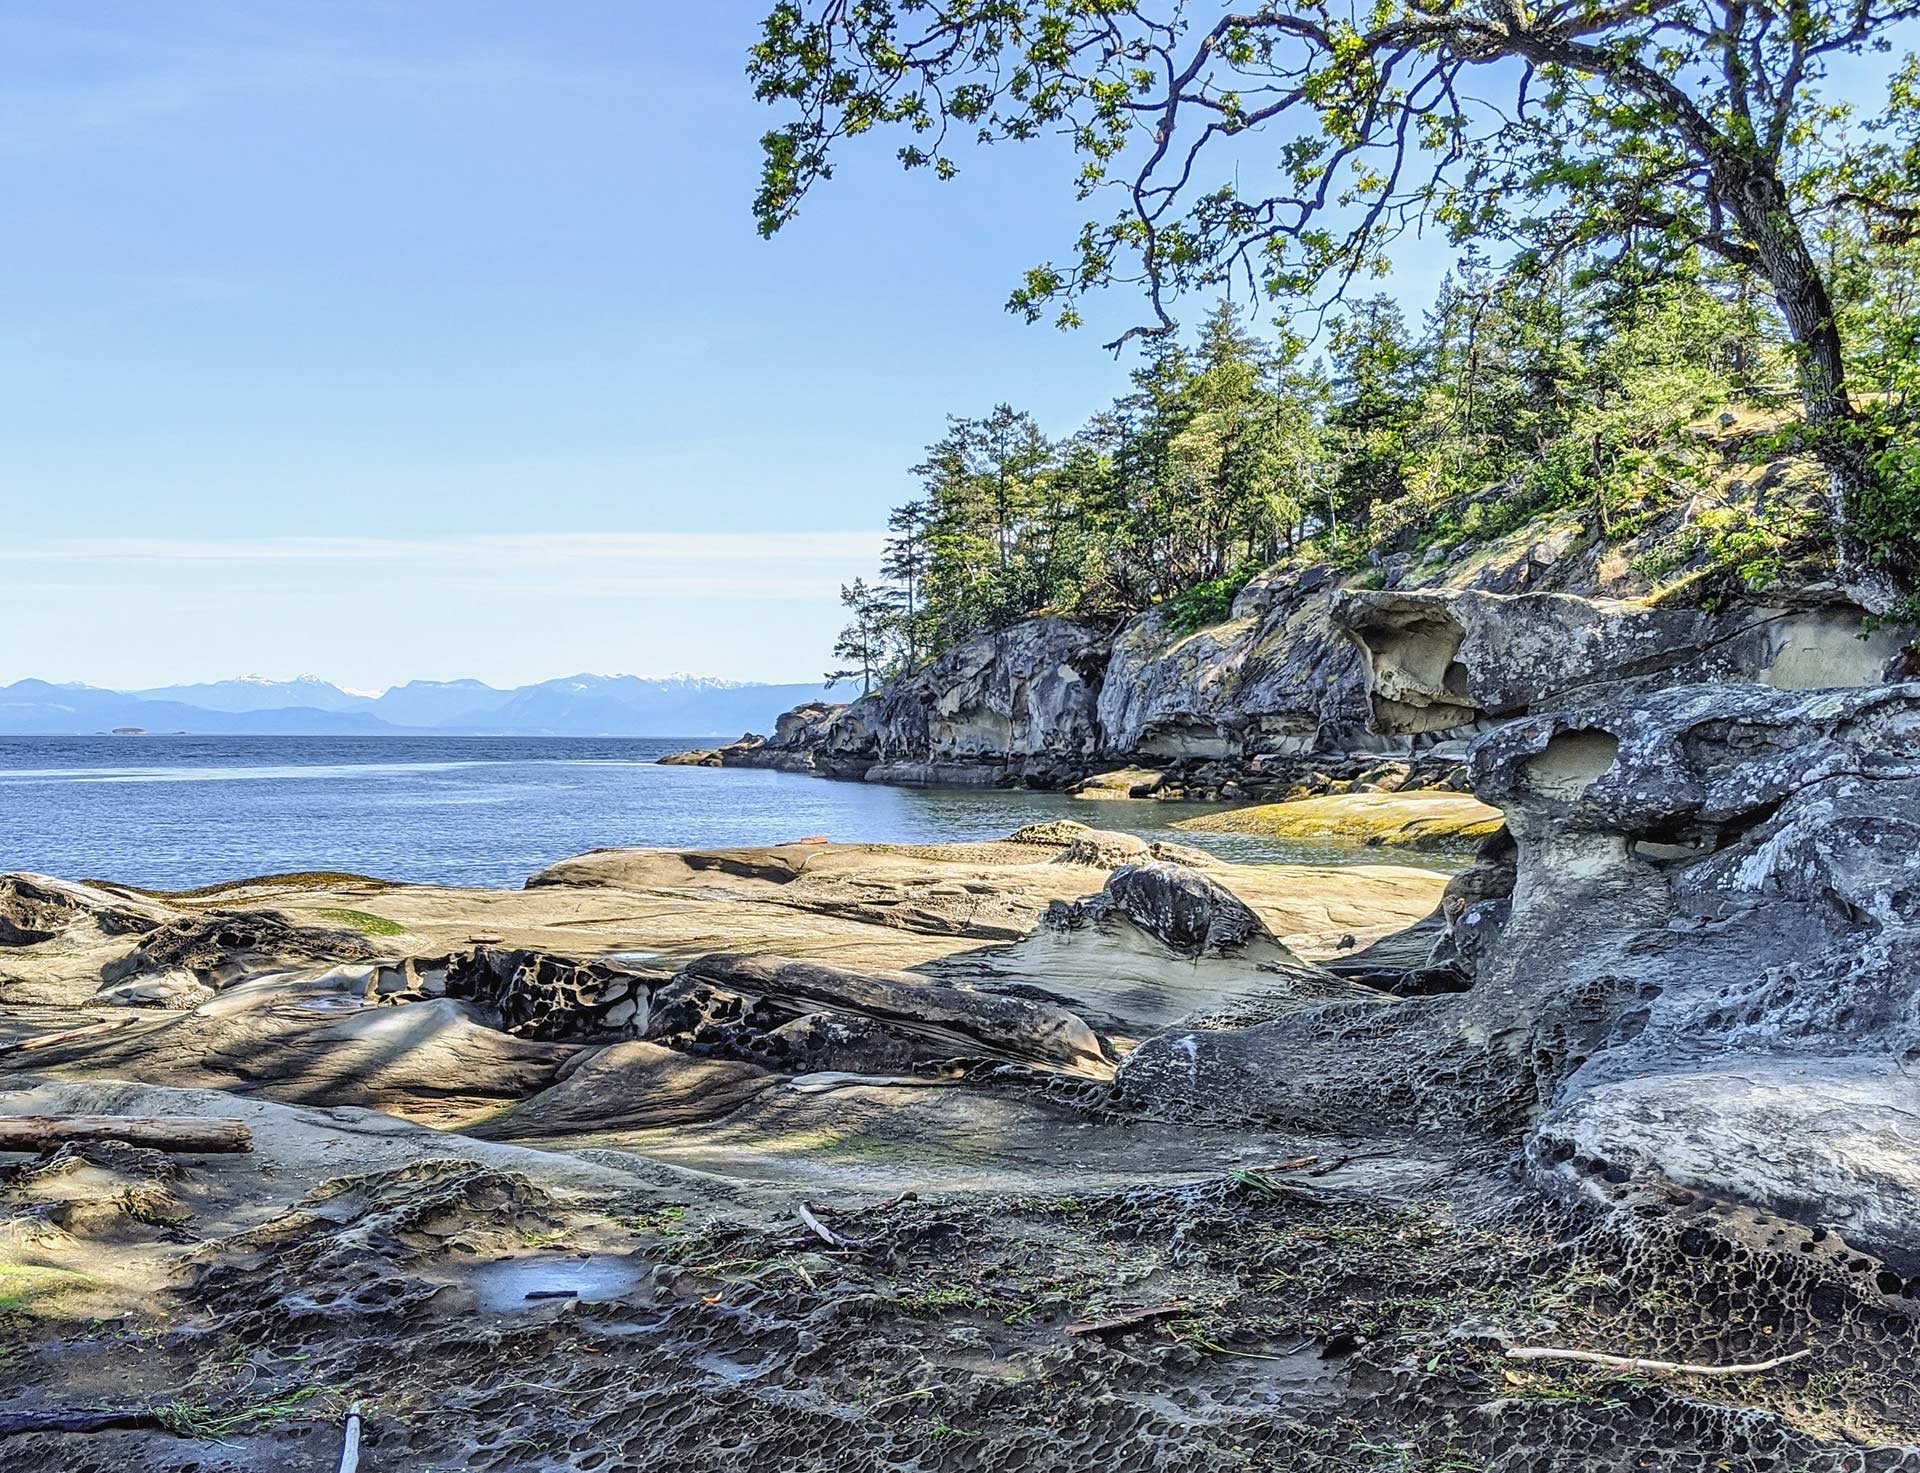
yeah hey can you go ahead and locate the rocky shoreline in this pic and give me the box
[665,514,1910,810]
[3,563,1919,1466]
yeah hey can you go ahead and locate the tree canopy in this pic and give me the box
[752,0,1920,602]
[826,258,1830,684]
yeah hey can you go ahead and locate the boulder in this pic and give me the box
[970,862,1385,1035]
[1068,766,1165,800]
[1080,861,1274,957]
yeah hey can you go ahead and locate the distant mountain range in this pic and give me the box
[0,673,840,738]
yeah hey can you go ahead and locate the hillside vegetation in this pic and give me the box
[831,245,1917,688]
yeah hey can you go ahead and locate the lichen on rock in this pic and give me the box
[1175,790,1505,849]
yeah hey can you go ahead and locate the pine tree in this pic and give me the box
[826,579,896,696]
[880,499,933,673]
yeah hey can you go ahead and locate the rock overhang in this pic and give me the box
[1332,586,1912,741]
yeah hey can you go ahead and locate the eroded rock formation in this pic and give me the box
[695,528,1907,805]
[0,875,157,947]
[1333,586,1909,737]
[653,952,1111,1076]
[101,911,378,990]
[1117,680,1920,1270]
[1095,564,1374,758]
[716,619,1111,785]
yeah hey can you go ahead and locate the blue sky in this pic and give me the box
[3,2,1202,688]
[7,4,1880,690]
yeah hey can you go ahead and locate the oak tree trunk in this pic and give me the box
[1728,167,1896,609]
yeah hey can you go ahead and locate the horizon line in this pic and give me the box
[2,669,846,698]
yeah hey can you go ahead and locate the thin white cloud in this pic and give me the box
[6,530,888,566]
[0,42,595,156]
[0,527,887,685]
[1,530,889,603]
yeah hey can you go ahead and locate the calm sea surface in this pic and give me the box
[0,735,1442,890]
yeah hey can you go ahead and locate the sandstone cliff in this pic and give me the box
[719,615,1112,786]
[698,463,1913,795]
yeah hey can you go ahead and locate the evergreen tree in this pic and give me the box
[1326,297,1420,534]
[826,579,895,695]
[833,220,1920,679]
[880,499,933,673]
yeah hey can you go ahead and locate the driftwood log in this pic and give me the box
[0,1116,253,1154]
[1065,1303,1192,1336]
[0,1409,165,1437]
[1504,1345,1814,1377]
[339,1402,363,1473]
[797,1202,880,1252]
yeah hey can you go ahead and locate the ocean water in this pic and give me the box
[0,735,1444,890]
